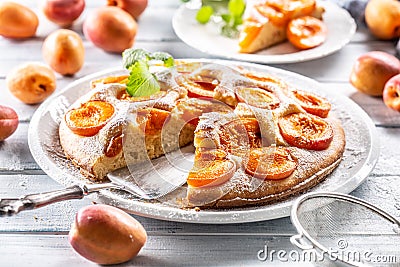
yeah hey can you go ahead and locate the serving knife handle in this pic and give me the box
[0,185,85,216]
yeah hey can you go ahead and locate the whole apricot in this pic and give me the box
[41,0,85,27]
[350,51,400,96]
[365,0,400,40]
[0,105,18,141]
[68,204,147,265]
[83,6,137,53]
[43,29,85,76]
[6,63,57,104]
[107,0,148,19]
[0,2,39,38]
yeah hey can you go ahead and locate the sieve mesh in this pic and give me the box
[291,192,400,266]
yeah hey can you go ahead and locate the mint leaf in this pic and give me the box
[228,0,245,18]
[151,52,175,67]
[221,13,231,23]
[121,49,175,97]
[195,0,245,39]
[122,48,150,69]
[196,5,214,24]
[126,61,160,97]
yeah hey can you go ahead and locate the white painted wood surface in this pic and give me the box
[0,0,399,266]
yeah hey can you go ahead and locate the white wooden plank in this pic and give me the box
[0,234,398,267]
[0,123,41,172]
[369,128,400,178]
[0,234,302,267]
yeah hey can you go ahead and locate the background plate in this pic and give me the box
[172,1,356,64]
[28,59,378,224]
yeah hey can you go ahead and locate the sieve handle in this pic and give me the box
[290,234,314,250]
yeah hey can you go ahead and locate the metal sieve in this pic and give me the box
[290,192,400,266]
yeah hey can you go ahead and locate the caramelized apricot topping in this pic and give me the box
[195,148,228,161]
[65,100,115,137]
[243,71,287,89]
[290,89,331,118]
[220,118,262,154]
[266,0,316,17]
[287,16,327,50]
[244,146,297,180]
[255,0,316,26]
[236,87,280,109]
[255,4,289,26]
[239,20,263,49]
[136,108,170,135]
[278,112,333,150]
[187,158,236,188]
[176,74,218,99]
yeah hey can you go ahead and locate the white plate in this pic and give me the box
[28,59,378,224]
[172,1,356,64]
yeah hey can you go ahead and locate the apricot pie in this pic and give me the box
[59,61,345,208]
[238,0,326,53]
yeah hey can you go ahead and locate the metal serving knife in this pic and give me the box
[0,146,194,216]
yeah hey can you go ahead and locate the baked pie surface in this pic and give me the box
[59,61,345,209]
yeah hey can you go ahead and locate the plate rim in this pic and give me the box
[172,1,357,64]
[28,59,379,224]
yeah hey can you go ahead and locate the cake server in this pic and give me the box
[0,145,194,216]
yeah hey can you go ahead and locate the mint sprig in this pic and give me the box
[195,0,245,38]
[122,49,174,97]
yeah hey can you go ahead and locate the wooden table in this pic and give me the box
[1,1,399,266]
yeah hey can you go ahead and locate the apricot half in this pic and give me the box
[187,158,236,188]
[136,108,170,135]
[278,112,333,151]
[236,87,280,109]
[287,16,327,50]
[65,100,115,137]
[244,147,297,180]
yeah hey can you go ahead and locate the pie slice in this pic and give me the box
[238,0,325,53]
